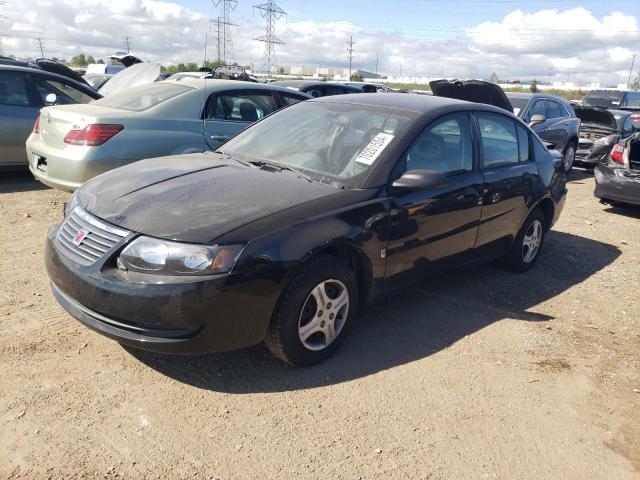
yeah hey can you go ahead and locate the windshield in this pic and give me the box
[506,96,529,115]
[93,83,192,111]
[583,90,624,108]
[220,101,417,187]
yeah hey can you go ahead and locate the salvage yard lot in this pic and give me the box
[1,170,639,479]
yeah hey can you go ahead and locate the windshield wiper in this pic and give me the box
[249,160,313,183]
[214,151,252,167]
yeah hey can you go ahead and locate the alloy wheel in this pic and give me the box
[564,145,575,172]
[522,219,543,264]
[298,279,349,351]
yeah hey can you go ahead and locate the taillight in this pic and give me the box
[63,124,124,146]
[33,115,41,134]
[610,142,626,165]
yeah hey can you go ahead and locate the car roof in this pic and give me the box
[506,91,568,102]
[309,92,505,114]
[270,80,319,88]
[160,77,311,96]
[0,64,98,93]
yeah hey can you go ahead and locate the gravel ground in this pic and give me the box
[1,169,639,479]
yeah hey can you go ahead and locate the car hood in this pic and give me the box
[98,62,161,96]
[36,59,89,85]
[78,153,341,244]
[429,79,513,112]
[573,105,618,130]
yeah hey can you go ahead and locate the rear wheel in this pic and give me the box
[504,209,547,272]
[563,141,576,173]
[265,255,358,366]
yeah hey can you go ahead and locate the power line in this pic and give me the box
[123,36,132,53]
[346,35,355,80]
[253,0,286,77]
[212,0,237,64]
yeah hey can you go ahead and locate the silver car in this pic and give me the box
[26,78,309,191]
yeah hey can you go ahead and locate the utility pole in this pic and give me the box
[35,37,45,58]
[253,1,286,78]
[627,54,637,90]
[212,0,237,64]
[123,36,132,53]
[346,36,354,80]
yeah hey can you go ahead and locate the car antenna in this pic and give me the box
[202,33,208,154]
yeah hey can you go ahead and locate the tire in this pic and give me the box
[265,255,359,366]
[504,209,547,273]
[563,141,577,173]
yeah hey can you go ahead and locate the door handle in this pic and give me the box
[462,187,478,197]
[210,135,229,141]
[456,187,478,201]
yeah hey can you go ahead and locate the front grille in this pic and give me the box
[56,207,130,266]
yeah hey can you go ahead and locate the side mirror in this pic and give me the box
[390,169,447,195]
[542,140,556,151]
[529,114,546,127]
[45,93,57,105]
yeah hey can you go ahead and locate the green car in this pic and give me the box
[26,78,309,191]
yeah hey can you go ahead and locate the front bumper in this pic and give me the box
[594,163,640,206]
[45,224,278,354]
[575,143,610,166]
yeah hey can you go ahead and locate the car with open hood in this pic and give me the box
[26,78,309,191]
[45,93,566,366]
[430,81,580,173]
[583,89,640,112]
[594,121,640,207]
[573,106,638,167]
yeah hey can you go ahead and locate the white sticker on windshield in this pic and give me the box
[513,108,521,115]
[355,133,395,165]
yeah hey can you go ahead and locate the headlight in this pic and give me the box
[594,134,616,147]
[65,190,80,216]
[118,236,244,276]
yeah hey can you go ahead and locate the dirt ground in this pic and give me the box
[1,169,639,479]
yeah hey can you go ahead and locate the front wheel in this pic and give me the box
[265,255,359,366]
[504,209,547,272]
[563,142,576,173]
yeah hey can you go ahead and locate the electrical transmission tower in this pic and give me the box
[35,37,45,58]
[346,36,355,80]
[212,0,237,64]
[253,1,286,77]
[0,1,6,56]
[123,36,132,53]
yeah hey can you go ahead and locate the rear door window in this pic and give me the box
[0,71,32,106]
[280,92,305,106]
[208,91,278,122]
[33,78,94,105]
[476,112,520,168]
[623,92,640,108]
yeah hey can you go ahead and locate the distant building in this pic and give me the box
[274,66,382,80]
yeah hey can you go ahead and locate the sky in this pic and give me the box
[2,0,640,85]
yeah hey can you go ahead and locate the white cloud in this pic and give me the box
[1,0,639,85]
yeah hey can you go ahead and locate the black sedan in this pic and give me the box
[270,80,362,98]
[46,94,567,366]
